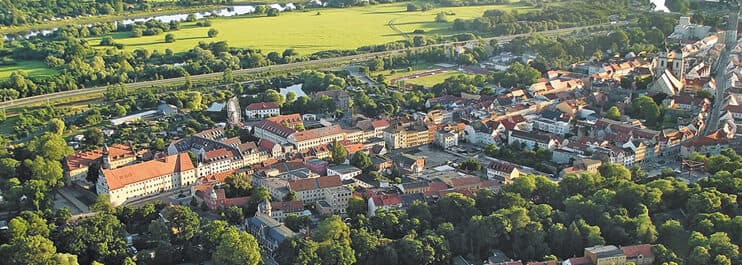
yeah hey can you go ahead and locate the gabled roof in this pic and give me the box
[65,144,135,170]
[488,160,517,173]
[371,193,402,206]
[270,200,304,213]
[622,244,653,259]
[102,153,194,190]
[291,125,343,142]
[289,176,342,192]
[255,120,296,138]
[246,102,279,111]
[450,176,481,187]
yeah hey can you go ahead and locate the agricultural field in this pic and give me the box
[87,2,536,55]
[0,60,58,79]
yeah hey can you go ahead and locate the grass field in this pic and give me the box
[87,2,536,55]
[0,61,58,79]
[402,71,461,86]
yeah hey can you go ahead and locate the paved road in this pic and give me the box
[704,11,738,135]
[0,24,608,110]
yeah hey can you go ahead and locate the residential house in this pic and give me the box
[269,200,311,223]
[486,160,522,183]
[392,153,426,174]
[435,130,459,148]
[508,130,559,150]
[367,193,403,216]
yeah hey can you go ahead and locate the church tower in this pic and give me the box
[101,144,111,169]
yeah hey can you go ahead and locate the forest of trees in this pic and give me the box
[0,0,229,26]
[275,157,742,265]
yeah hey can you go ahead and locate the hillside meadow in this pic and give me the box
[87,2,536,55]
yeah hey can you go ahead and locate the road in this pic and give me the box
[704,11,739,135]
[0,24,608,110]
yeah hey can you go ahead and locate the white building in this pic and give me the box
[508,130,559,150]
[245,102,280,119]
[327,165,362,181]
[96,153,196,206]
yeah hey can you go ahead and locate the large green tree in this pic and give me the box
[213,227,261,265]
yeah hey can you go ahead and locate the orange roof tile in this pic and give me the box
[102,153,194,190]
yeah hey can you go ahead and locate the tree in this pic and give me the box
[162,205,201,243]
[29,132,73,161]
[285,214,311,232]
[1,235,58,265]
[458,159,482,171]
[432,193,477,225]
[48,118,65,135]
[606,106,621,120]
[435,12,448,22]
[165,33,176,43]
[213,227,261,265]
[56,213,128,264]
[28,156,64,188]
[90,194,114,213]
[276,237,320,265]
[223,68,233,83]
[631,96,660,126]
[347,196,368,217]
[351,152,372,171]
[598,163,631,180]
[83,128,104,147]
[332,140,348,164]
[267,8,280,17]
[208,28,219,38]
[314,215,356,265]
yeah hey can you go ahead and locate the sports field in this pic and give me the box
[0,61,58,79]
[88,2,536,55]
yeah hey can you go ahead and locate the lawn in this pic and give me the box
[87,2,536,55]
[0,61,58,79]
[402,71,461,87]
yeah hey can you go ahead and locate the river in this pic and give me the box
[2,3,298,40]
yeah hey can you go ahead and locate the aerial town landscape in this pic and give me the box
[0,0,742,264]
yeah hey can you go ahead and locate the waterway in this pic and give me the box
[3,3,298,40]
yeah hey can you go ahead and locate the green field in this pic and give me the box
[88,2,536,55]
[0,61,58,79]
[402,71,461,86]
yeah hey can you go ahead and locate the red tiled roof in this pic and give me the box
[102,153,194,190]
[267,114,303,127]
[428,181,449,191]
[622,244,653,259]
[258,139,277,150]
[371,193,402,206]
[255,120,296,138]
[65,144,135,170]
[271,200,305,212]
[290,125,343,142]
[488,160,517,173]
[450,176,482,187]
[204,148,234,161]
[371,119,390,128]
[565,257,592,265]
[289,176,342,192]
[246,102,278,111]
